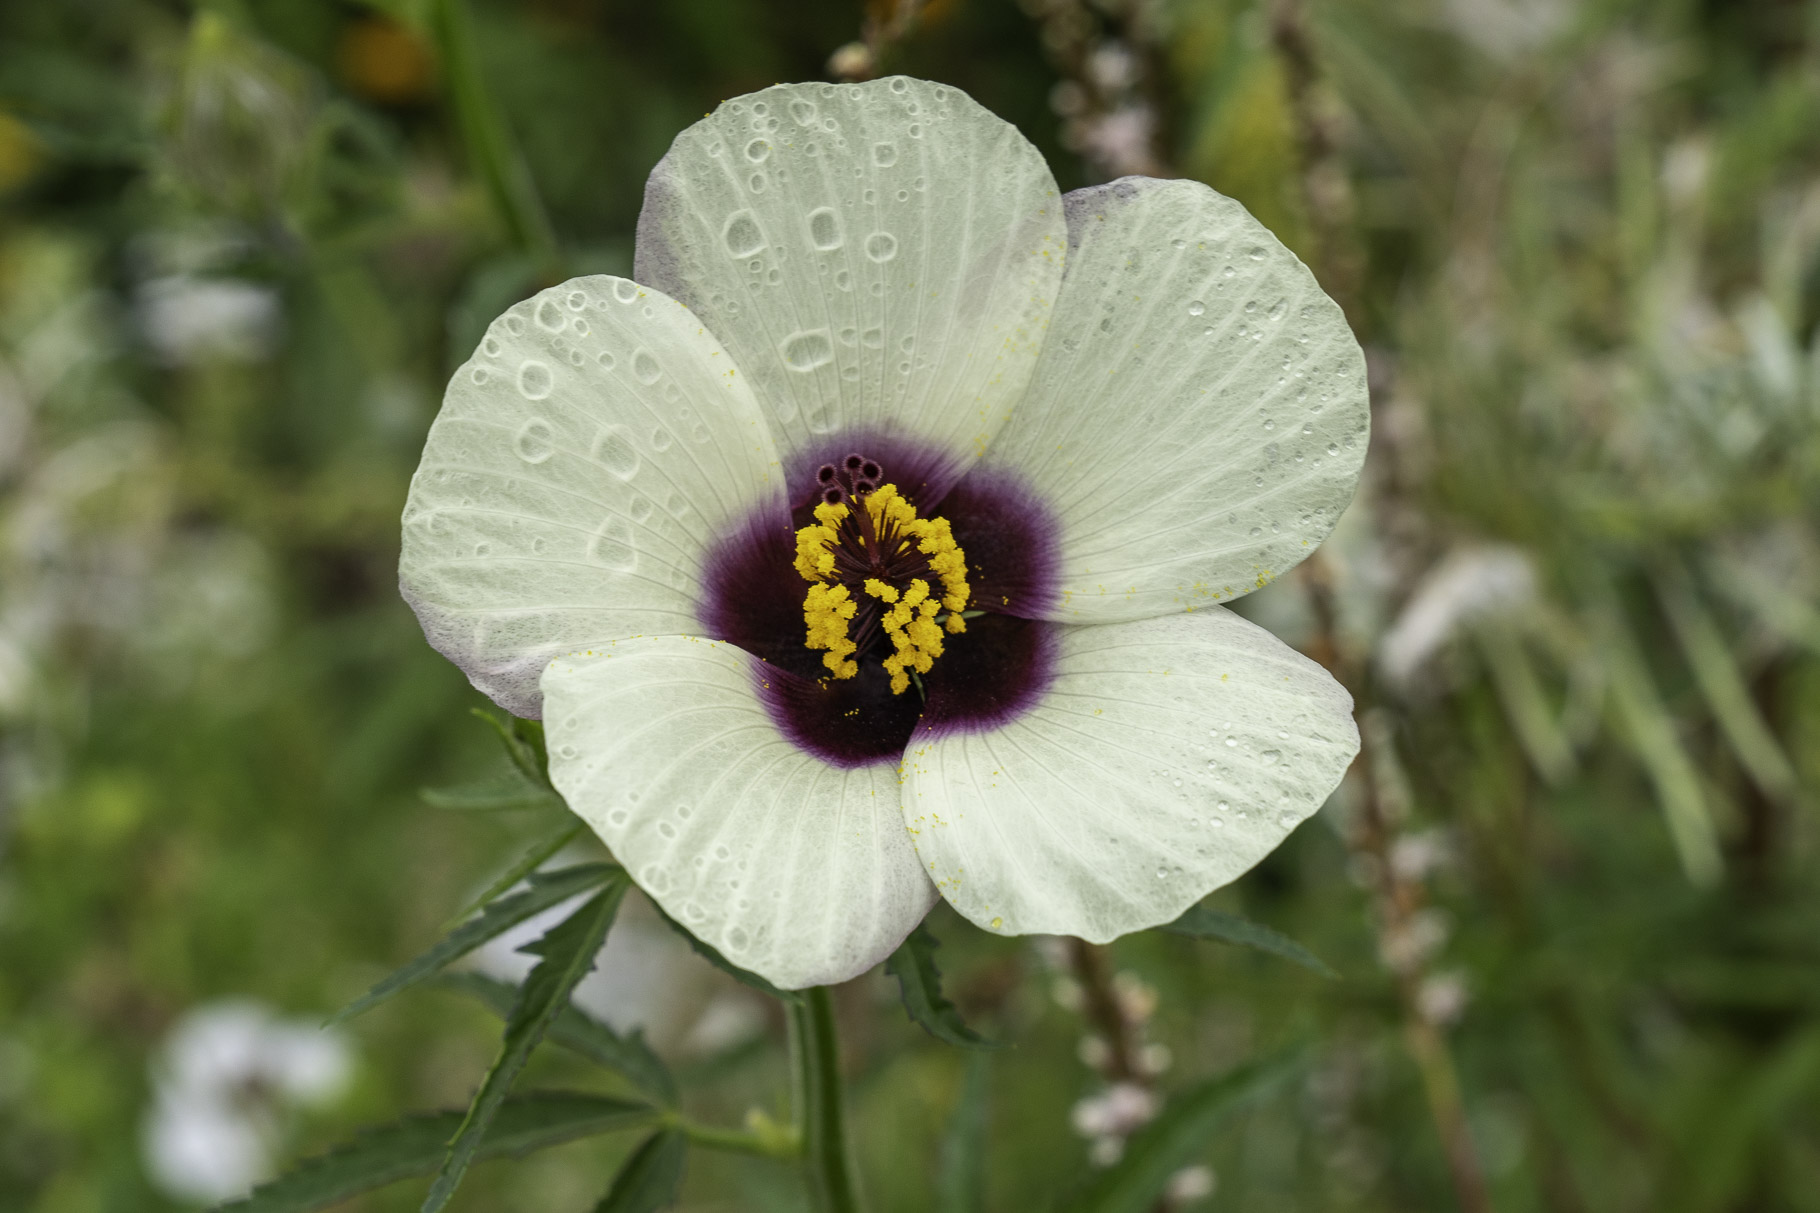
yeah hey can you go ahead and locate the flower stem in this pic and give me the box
[788,987,866,1213]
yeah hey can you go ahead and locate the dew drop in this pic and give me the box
[807,207,844,250]
[780,329,835,371]
[1225,736,1238,747]
[632,349,662,384]
[749,173,767,193]
[745,138,770,162]
[629,496,653,522]
[864,231,898,262]
[504,314,525,335]
[517,360,554,400]
[470,367,489,385]
[657,822,676,839]
[482,336,501,358]
[1247,246,1267,261]
[641,865,670,894]
[591,426,639,479]
[590,517,638,570]
[608,809,628,825]
[873,141,898,167]
[726,927,750,953]
[597,350,617,370]
[860,326,883,349]
[612,279,639,304]
[1187,299,1205,317]
[722,210,766,258]
[514,418,556,463]
[1262,750,1281,765]
[789,98,817,125]
[650,427,673,452]
[535,298,565,331]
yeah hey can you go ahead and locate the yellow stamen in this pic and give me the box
[793,482,972,693]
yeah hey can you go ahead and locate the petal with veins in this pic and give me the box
[982,176,1369,621]
[635,78,1066,498]
[902,607,1357,940]
[400,276,784,718]
[543,636,937,990]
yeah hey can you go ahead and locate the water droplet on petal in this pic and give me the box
[745,138,770,162]
[613,279,639,304]
[517,360,553,400]
[723,210,766,258]
[591,426,638,479]
[1188,300,1205,316]
[873,141,898,167]
[864,231,898,262]
[807,207,844,250]
[632,350,661,384]
[535,298,565,331]
[590,517,638,569]
[780,329,835,371]
[514,418,556,463]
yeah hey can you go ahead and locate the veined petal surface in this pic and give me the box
[903,608,1358,940]
[401,277,784,718]
[984,177,1368,622]
[635,78,1065,493]
[542,636,938,989]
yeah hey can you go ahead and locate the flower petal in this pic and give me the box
[543,636,938,989]
[903,607,1357,940]
[635,78,1065,491]
[983,177,1369,621]
[400,276,785,718]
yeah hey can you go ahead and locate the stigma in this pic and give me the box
[793,455,970,694]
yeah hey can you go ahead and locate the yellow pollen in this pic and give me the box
[794,482,972,694]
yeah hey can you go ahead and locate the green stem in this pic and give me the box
[789,987,866,1213]
[429,0,562,278]
[672,1116,796,1160]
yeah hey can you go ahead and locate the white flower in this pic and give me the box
[400,78,1366,989]
[141,1001,351,1203]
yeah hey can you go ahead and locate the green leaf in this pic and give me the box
[937,1052,991,1213]
[423,876,630,1212]
[592,1129,688,1212]
[1062,1046,1309,1213]
[884,924,998,1049]
[331,862,617,1025]
[436,971,678,1107]
[649,900,804,1004]
[420,770,562,812]
[212,1092,656,1213]
[1159,905,1337,978]
[471,707,552,788]
[450,820,587,923]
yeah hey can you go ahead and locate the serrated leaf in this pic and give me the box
[1159,905,1336,978]
[212,1092,655,1213]
[331,862,617,1025]
[450,820,587,923]
[592,1128,687,1212]
[436,971,677,1107]
[1062,1046,1309,1213]
[420,770,562,812]
[937,1052,991,1213]
[649,900,804,1004]
[885,924,998,1049]
[423,876,630,1212]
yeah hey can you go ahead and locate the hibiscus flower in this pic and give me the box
[401,77,1365,989]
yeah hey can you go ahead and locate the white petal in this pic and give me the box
[542,636,937,989]
[400,276,785,718]
[985,177,1368,621]
[902,608,1357,939]
[635,78,1065,485]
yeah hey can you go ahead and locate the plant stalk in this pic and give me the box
[789,987,866,1213]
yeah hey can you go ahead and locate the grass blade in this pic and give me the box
[936,1052,991,1213]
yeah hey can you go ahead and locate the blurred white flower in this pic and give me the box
[1070,1080,1158,1140]
[1379,545,1536,687]
[141,1000,352,1204]
[1417,971,1471,1027]
[1167,1163,1217,1203]
[137,275,280,365]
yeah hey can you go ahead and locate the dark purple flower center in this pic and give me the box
[702,433,1060,767]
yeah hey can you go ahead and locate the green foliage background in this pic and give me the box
[2,0,1819,1209]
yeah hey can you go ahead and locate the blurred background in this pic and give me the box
[3,0,1819,1209]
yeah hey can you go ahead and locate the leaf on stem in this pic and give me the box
[1159,905,1336,978]
[330,861,618,1025]
[211,1092,655,1213]
[592,1129,688,1213]
[649,900,805,1004]
[422,875,631,1211]
[885,923,998,1049]
[420,769,562,812]
[1062,1046,1310,1213]
[435,971,678,1107]
[450,819,587,923]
